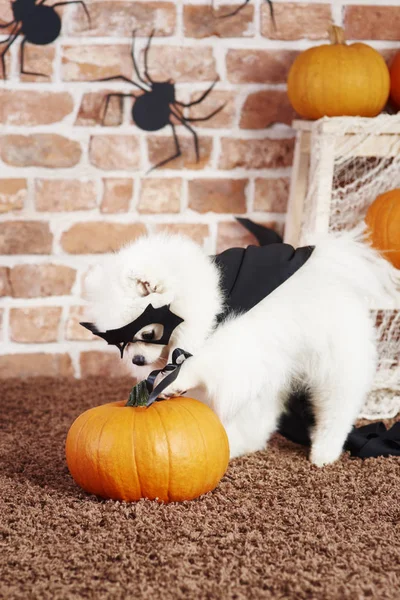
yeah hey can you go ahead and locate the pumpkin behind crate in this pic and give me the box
[390,50,400,109]
[65,394,230,503]
[365,189,400,269]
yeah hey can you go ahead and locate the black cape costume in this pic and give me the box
[278,389,400,459]
[213,229,314,322]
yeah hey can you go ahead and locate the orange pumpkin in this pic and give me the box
[365,189,400,269]
[65,387,229,503]
[389,50,400,109]
[287,26,390,119]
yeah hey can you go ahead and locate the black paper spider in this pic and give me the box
[214,0,275,26]
[98,31,225,171]
[0,0,90,79]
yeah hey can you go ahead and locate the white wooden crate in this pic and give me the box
[285,116,400,251]
[284,116,400,418]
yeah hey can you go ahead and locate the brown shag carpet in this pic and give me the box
[1,378,399,600]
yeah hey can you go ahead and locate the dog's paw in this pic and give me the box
[310,444,342,467]
[158,387,187,400]
[157,361,201,400]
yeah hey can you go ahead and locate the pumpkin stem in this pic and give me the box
[126,380,150,407]
[329,25,346,45]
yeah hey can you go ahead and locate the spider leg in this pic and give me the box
[212,0,250,18]
[0,27,18,43]
[216,0,276,28]
[95,74,148,93]
[171,109,199,163]
[264,0,276,30]
[148,122,181,172]
[20,37,47,78]
[52,1,91,27]
[130,30,148,87]
[175,78,219,108]
[180,103,226,123]
[0,20,16,29]
[101,92,137,125]
[1,24,20,80]
[143,29,155,85]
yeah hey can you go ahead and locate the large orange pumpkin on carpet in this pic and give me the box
[389,50,400,109]
[65,384,230,503]
[287,26,390,119]
[365,189,400,269]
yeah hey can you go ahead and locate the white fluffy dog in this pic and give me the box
[85,226,400,467]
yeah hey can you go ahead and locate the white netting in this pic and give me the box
[299,115,400,419]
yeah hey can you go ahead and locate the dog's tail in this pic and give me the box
[304,223,400,307]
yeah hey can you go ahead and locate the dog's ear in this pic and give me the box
[135,279,164,297]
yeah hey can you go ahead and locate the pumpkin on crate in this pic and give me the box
[389,51,400,109]
[365,189,400,269]
[65,382,230,503]
[287,26,390,120]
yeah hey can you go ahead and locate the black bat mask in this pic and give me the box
[80,304,183,359]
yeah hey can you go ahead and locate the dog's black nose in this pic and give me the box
[132,355,146,366]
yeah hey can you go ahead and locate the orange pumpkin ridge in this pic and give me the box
[69,407,103,494]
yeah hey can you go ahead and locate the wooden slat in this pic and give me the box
[292,116,400,135]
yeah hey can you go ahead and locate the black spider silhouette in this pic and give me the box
[214,0,275,26]
[98,31,225,171]
[0,0,90,79]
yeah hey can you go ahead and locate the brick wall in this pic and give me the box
[1,0,399,377]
